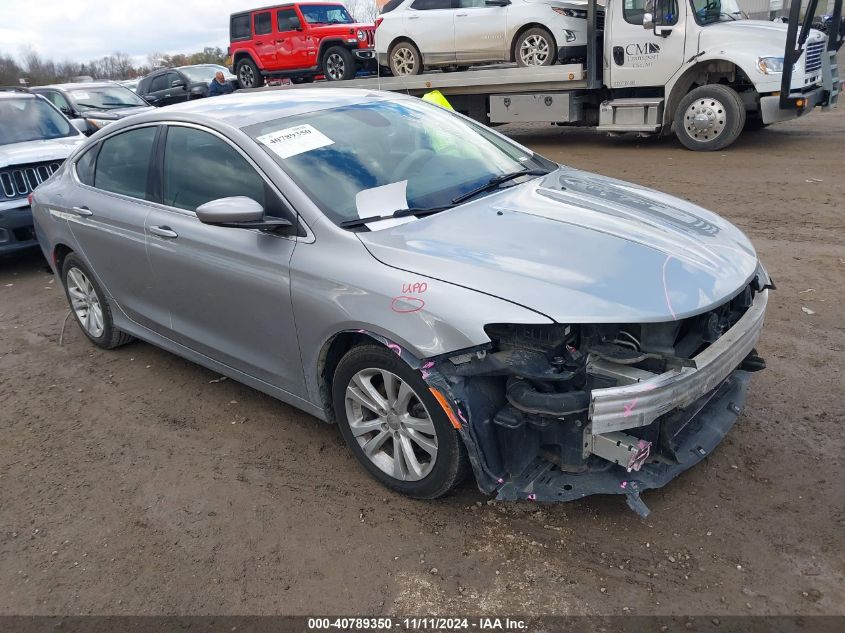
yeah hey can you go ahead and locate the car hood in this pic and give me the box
[81,105,155,120]
[358,168,759,323]
[697,20,826,52]
[0,136,85,169]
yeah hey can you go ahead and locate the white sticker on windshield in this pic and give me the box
[72,92,90,100]
[256,124,334,159]
[355,180,414,230]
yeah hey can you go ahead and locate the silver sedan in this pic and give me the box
[32,90,770,514]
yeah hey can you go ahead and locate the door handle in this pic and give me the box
[149,225,178,238]
[456,12,468,16]
[71,206,92,217]
[408,15,419,19]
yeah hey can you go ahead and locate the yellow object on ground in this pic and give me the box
[421,90,454,111]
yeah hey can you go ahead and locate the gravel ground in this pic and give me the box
[1,100,843,617]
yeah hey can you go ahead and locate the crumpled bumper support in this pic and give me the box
[495,370,752,517]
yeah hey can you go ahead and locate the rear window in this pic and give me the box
[231,13,252,40]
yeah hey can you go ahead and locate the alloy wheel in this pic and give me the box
[684,98,727,142]
[519,34,550,66]
[392,47,417,75]
[66,267,104,338]
[344,368,438,481]
[326,53,346,80]
[239,64,255,88]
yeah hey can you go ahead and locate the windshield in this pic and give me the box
[244,98,554,227]
[0,96,75,145]
[180,65,232,83]
[69,85,148,111]
[299,4,354,24]
[690,0,745,25]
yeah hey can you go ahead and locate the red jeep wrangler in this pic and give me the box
[229,2,376,87]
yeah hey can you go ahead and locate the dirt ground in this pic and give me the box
[1,103,843,619]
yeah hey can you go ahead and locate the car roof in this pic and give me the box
[0,91,38,101]
[33,82,120,91]
[112,89,402,130]
[232,0,346,15]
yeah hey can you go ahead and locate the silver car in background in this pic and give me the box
[376,0,603,75]
[32,90,770,514]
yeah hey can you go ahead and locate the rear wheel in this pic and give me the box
[674,84,746,151]
[389,41,422,76]
[236,57,264,89]
[332,345,468,499]
[323,46,356,81]
[61,253,133,349]
[515,28,556,67]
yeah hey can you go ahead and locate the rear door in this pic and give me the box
[453,0,508,63]
[64,125,162,330]
[164,71,190,105]
[405,0,457,65]
[142,72,170,106]
[143,124,306,395]
[253,10,278,69]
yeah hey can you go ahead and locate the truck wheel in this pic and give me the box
[236,58,264,89]
[389,41,422,76]
[515,28,556,67]
[323,46,356,81]
[332,345,468,499]
[674,85,746,151]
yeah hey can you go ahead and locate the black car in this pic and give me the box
[31,82,153,135]
[136,65,238,107]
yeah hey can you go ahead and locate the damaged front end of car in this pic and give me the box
[419,275,772,517]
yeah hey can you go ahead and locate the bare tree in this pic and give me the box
[345,0,380,22]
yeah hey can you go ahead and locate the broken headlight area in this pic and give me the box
[435,280,769,515]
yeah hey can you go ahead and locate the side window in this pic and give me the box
[458,0,485,7]
[75,144,99,186]
[255,11,272,35]
[231,13,251,40]
[625,0,677,25]
[94,127,157,199]
[162,126,268,213]
[411,0,454,9]
[43,91,71,112]
[149,74,168,92]
[277,8,300,31]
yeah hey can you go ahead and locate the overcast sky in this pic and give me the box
[0,0,378,64]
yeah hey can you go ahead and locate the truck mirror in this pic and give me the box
[643,12,654,29]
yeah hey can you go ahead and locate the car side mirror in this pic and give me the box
[642,12,654,29]
[651,0,674,36]
[196,197,293,232]
[60,105,72,115]
[171,79,187,88]
[485,0,511,6]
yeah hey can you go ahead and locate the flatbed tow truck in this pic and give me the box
[262,0,842,151]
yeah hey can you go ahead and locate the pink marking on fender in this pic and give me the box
[391,296,425,314]
[662,255,678,321]
[623,398,639,417]
[387,343,402,356]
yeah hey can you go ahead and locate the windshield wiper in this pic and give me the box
[340,205,452,229]
[451,168,551,205]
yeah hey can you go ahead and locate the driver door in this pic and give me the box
[405,0,458,65]
[607,0,688,88]
[144,124,306,396]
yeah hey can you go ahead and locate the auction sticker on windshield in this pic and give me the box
[256,124,334,159]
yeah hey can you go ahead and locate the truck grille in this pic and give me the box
[804,40,825,74]
[0,160,62,201]
[363,27,375,48]
[596,10,605,31]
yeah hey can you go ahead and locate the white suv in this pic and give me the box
[375,0,601,76]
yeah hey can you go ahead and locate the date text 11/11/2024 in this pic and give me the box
[306,617,528,630]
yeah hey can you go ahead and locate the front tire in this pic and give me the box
[323,46,357,81]
[389,41,423,76]
[236,57,264,89]
[332,345,468,499]
[61,253,134,349]
[515,28,556,67]
[674,84,746,151]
